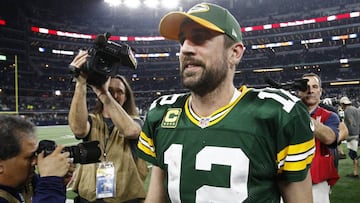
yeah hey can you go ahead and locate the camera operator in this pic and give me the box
[68,50,148,203]
[297,73,340,203]
[0,115,72,203]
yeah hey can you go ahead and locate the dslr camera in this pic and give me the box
[36,140,101,164]
[70,32,137,87]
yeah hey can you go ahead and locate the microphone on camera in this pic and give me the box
[94,33,108,47]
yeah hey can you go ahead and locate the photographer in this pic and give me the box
[0,115,72,203]
[68,50,148,203]
[297,73,339,203]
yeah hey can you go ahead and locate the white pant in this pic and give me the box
[347,138,359,152]
[312,181,330,203]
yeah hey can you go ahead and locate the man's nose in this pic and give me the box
[181,39,196,55]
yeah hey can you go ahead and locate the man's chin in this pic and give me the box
[304,97,319,104]
[15,174,34,190]
[27,171,35,181]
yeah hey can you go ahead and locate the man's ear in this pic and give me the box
[229,43,244,67]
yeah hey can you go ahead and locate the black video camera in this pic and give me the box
[71,32,137,87]
[264,77,308,92]
[36,140,101,164]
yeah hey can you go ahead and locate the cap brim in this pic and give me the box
[159,11,224,41]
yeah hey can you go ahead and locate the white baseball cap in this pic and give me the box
[339,96,352,105]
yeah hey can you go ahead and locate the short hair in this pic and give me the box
[0,115,35,160]
[224,34,236,49]
[302,72,322,88]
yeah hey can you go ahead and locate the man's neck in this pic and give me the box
[190,84,237,117]
[308,104,319,114]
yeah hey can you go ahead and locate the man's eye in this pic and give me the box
[191,33,206,44]
[179,30,212,45]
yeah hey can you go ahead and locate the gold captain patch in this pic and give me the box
[161,108,182,128]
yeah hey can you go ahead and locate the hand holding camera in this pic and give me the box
[69,50,88,83]
[37,145,71,177]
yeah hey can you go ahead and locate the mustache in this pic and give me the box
[181,56,206,69]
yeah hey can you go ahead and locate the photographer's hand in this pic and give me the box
[91,77,111,100]
[70,50,88,83]
[68,50,92,139]
[37,145,71,177]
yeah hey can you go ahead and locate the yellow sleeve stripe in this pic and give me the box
[139,131,154,147]
[278,139,315,160]
[277,139,315,172]
[137,131,156,158]
[278,148,315,172]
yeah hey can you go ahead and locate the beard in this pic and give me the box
[180,56,228,96]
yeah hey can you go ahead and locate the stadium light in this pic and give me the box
[339,58,348,64]
[330,81,360,86]
[161,0,179,9]
[54,90,62,96]
[253,68,284,72]
[0,55,6,61]
[104,0,121,7]
[124,0,141,8]
[144,0,159,9]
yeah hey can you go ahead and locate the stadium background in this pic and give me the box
[1,0,360,202]
[1,0,359,125]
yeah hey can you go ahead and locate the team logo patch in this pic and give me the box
[161,108,182,128]
[188,3,210,14]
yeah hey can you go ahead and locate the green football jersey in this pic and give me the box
[137,86,315,202]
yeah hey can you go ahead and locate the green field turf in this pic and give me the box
[36,125,359,202]
[36,125,80,146]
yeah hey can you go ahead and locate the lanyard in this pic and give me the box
[103,124,111,161]
[102,117,114,161]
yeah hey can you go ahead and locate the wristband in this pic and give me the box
[69,65,81,78]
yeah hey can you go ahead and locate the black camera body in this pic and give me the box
[264,77,308,92]
[72,32,137,87]
[36,140,101,164]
